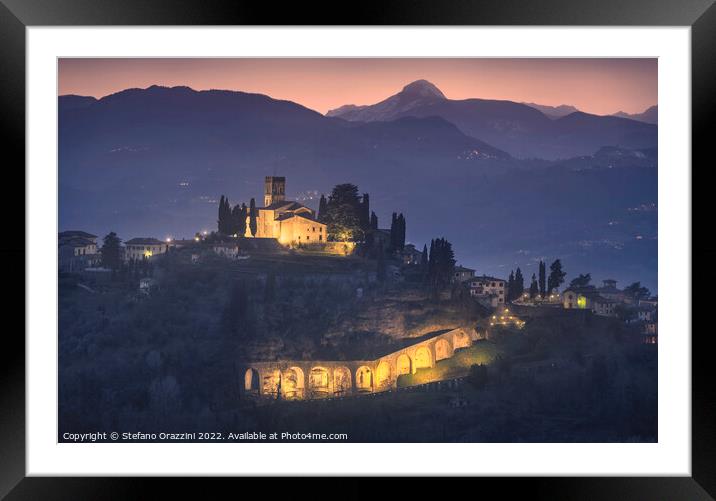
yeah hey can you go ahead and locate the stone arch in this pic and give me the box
[453,329,471,350]
[308,366,331,397]
[282,366,305,400]
[414,346,433,370]
[333,366,352,396]
[356,366,373,392]
[396,353,412,376]
[376,360,392,389]
[244,368,260,392]
[435,338,453,361]
[262,368,281,397]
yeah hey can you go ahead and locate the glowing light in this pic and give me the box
[194,237,200,242]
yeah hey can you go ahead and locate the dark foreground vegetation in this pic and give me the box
[58,252,656,442]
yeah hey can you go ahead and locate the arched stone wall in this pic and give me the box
[262,368,281,397]
[308,366,331,397]
[282,366,305,399]
[333,366,352,396]
[396,354,412,376]
[356,366,373,392]
[375,360,393,390]
[245,368,260,392]
[453,329,471,350]
[435,338,453,361]
[414,346,434,370]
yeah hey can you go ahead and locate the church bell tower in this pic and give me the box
[264,176,286,206]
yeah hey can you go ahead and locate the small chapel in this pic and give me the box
[245,176,328,246]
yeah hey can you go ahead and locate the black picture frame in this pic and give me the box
[1,0,712,496]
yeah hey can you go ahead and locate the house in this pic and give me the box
[58,231,100,272]
[245,176,328,246]
[562,287,617,317]
[453,265,476,283]
[401,244,423,265]
[643,321,658,344]
[596,279,625,302]
[124,238,169,261]
[464,275,506,307]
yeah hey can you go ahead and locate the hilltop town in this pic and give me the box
[58,175,657,441]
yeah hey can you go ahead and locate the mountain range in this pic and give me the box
[59,82,657,291]
[326,80,657,160]
[521,102,579,119]
[611,105,658,125]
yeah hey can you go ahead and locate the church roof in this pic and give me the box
[275,212,322,223]
[262,200,310,211]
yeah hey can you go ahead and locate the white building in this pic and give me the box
[124,238,169,262]
[464,275,506,307]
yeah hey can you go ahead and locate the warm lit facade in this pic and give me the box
[563,287,618,317]
[124,238,169,261]
[245,176,327,246]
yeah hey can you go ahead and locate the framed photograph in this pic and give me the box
[3,0,712,494]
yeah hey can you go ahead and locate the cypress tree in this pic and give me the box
[360,193,370,230]
[249,198,257,237]
[538,260,547,298]
[530,273,539,298]
[370,211,378,230]
[218,195,226,234]
[421,244,428,268]
[547,259,566,295]
[390,213,398,251]
[100,232,122,270]
[318,194,328,223]
[507,270,515,302]
[514,267,525,299]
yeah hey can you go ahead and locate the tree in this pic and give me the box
[360,193,370,230]
[624,282,650,301]
[547,259,566,294]
[427,237,456,299]
[325,183,364,241]
[421,244,428,268]
[318,194,328,223]
[507,270,515,301]
[230,203,247,236]
[392,213,406,251]
[370,211,378,230]
[569,273,592,288]
[514,268,525,299]
[217,195,232,235]
[249,198,257,237]
[390,213,398,250]
[100,232,122,270]
[529,273,539,298]
[538,260,546,298]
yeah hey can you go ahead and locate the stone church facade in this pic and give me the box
[245,176,327,246]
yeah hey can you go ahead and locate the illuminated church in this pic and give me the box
[245,176,327,245]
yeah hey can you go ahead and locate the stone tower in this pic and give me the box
[264,176,286,206]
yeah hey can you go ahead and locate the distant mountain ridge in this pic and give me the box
[522,102,579,119]
[327,80,657,160]
[611,105,658,124]
[58,84,657,291]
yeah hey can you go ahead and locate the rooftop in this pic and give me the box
[125,237,166,246]
[465,275,505,283]
[59,230,97,240]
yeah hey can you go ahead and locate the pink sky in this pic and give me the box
[58,58,657,115]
